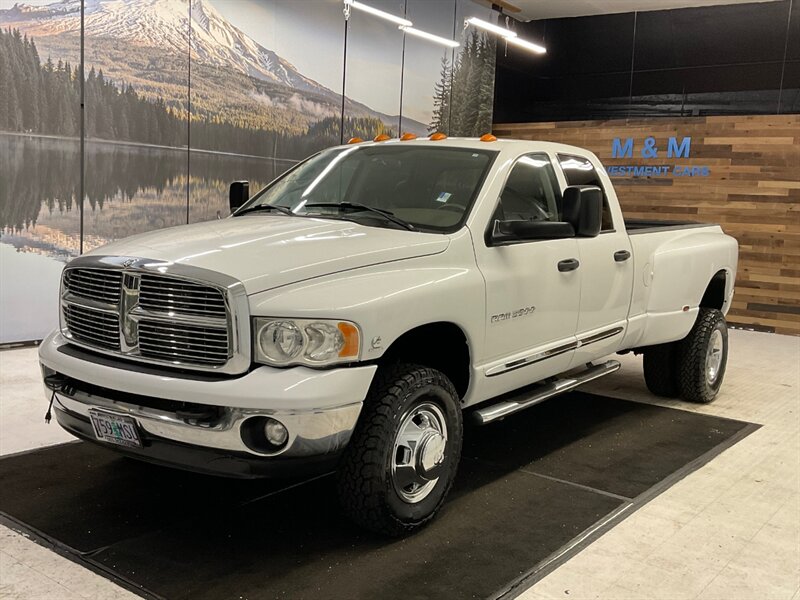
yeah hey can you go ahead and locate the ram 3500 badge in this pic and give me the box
[40,136,738,535]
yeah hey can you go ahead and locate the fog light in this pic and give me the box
[264,418,288,447]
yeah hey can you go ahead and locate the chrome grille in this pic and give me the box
[61,265,233,370]
[63,269,122,304]
[139,321,229,365]
[139,274,227,318]
[63,304,121,350]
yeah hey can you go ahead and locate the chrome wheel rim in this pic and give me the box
[391,402,448,504]
[706,329,724,385]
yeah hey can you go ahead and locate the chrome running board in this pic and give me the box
[472,360,621,425]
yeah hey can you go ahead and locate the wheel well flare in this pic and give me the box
[381,323,470,399]
[700,270,728,310]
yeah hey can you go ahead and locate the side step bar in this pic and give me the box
[472,360,621,425]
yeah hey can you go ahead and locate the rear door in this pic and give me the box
[474,153,581,394]
[556,153,634,366]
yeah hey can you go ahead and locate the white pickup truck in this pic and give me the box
[40,136,738,535]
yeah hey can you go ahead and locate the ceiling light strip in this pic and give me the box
[465,17,517,38]
[400,26,460,48]
[465,16,546,55]
[507,36,546,54]
[344,0,412,27]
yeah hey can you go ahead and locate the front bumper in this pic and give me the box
[39,331,377,477]
[52,407,343,478]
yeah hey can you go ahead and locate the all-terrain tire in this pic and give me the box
[677,308,728,403]
[336,363,462,536]
[643,342,680,398]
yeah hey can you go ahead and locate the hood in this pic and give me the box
[90,215,451,294]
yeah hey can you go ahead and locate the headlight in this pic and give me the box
[253,318,361,367]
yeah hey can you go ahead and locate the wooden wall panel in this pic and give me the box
[493,115,800,336]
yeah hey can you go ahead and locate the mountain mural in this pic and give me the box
[0,0,427,142]
[0,0,499,344]
[3,0,333,94]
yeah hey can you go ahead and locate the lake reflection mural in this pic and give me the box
[1,134,278,340]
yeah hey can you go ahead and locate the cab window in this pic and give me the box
[557,153,614,231]
[493,154,562,223]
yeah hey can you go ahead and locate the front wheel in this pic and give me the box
[677,308,729,403]
[336,363,463,536]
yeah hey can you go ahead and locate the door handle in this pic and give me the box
[614,250,631,262]
[558,258,580,272]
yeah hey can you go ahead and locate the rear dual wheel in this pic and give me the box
[643,308,729,403]
[676,309,728,403]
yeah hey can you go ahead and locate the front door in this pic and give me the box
[474,153,581,396]
[557,153,634,366]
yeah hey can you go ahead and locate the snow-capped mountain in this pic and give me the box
[0,0,334,97]
[0,0,428,134]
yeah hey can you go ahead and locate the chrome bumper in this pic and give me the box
[39,330,376,461]
[50,384,361,458]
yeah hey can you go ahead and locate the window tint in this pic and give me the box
[495,154,562,223]
[557,154,614,231]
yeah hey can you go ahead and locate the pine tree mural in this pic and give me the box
[429,56,452,134]
[427,30,496,137]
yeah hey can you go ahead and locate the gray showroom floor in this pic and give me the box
[0,328,798,600]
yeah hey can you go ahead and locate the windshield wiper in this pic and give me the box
[235,204,295,217]
[303,202,416,231]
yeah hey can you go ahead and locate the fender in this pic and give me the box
[248,230,485,374]
[648,230,738,315]
[624,228,738,348]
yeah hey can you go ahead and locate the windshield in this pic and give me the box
[239,144,497,232]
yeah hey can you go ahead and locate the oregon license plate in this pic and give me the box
[88,410,142,448]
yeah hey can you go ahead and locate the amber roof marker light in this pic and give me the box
[373,133,391,142]
[347,137,364,144]
[429,132,447,141]
[400,132,418,141]
[480,133,497,142]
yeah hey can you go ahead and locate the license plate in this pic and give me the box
[88,410,142,448]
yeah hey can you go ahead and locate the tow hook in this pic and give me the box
[43,373,74,424]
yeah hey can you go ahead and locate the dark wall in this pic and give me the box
[494,0,800,122]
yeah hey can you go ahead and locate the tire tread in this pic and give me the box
[677,308,726,403]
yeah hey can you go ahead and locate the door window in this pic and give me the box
[557,153,614,231]
[494,154,562,223]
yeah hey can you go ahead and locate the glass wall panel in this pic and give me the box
[401,0,457,136]
[448,0,497,136]
[188,0,345,222]
[493,12,632,123]
[341,0,405,141]
[0,17,82,342]
[779,0,799,114]
[81,0,190,251]
[494,0,795,122]
[629,2,787,116]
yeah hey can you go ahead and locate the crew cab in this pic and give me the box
[39,136,738,535]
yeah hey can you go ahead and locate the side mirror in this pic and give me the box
[229,181,250,213]
[492,219,575,244]
[562,185,603,237]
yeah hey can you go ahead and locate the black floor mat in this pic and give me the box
[0,392,756,600]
